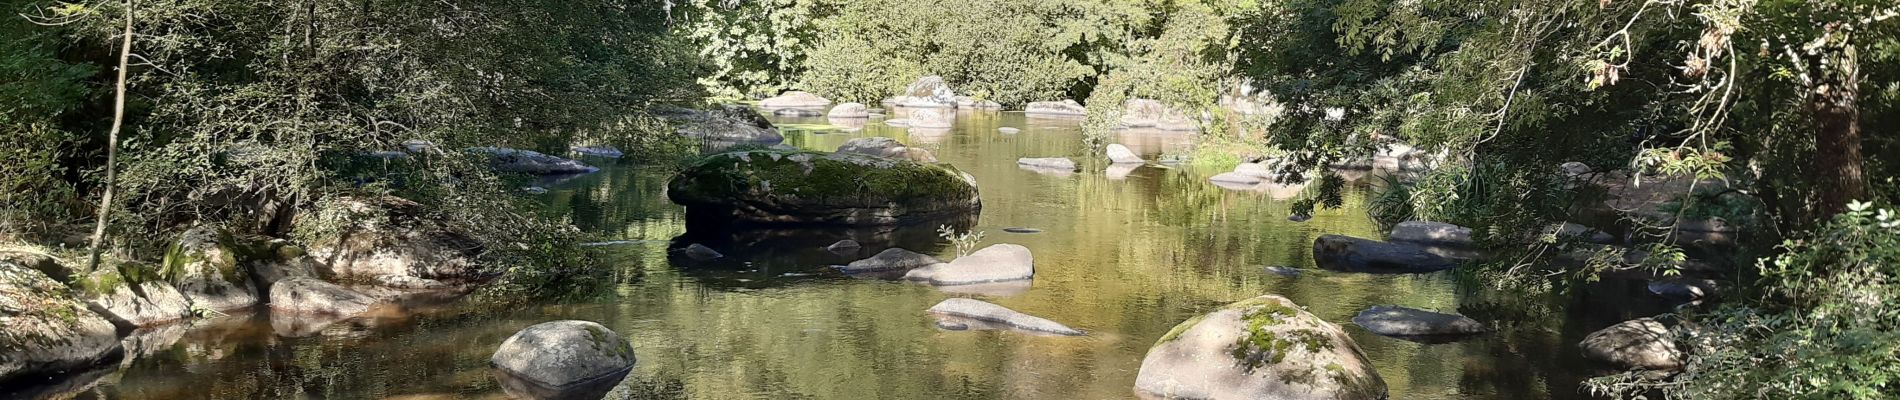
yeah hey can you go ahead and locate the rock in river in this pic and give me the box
[1387,221,1474,248]
[836,137,935,163]
[80,263,193,328]
[828,102,870,118]
[0,261,121,383]
[902,244,1033,286]
[835,248,942,274]
[758,91,831,108]
[895,76,957,108]
[1351,305,1487,338]
[1017,157,1077,171]
[1313,235,1458,274]
[668,149,982,226]
[269,277,381,316]
[656,105,784,145]
[163,226,262,312]
[1106,143,1145,164]
[1135,295,1387,400]
[468,147,598,175]
[1579,318,1683,371]
[680,243,724,260]
[306,196,489,289]
[927,298,1083,336]
[1025,100,1087,117]
[825,240,862,255]
[491,320,637,400]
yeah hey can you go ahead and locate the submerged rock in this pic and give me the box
[926,298,1083,336]
[902,244,1033,286]
[570,146,624,158]
[1016,157,1077,171]
[1313,235,1458,274]
[1263,266,1302,277]
[1351,305,1487,338]
[997,127,1021,134]
[1209,172,1264,185]
[1106,144,1145,164]
[758,91,831,108]
[1025,100,1087,117]
[1002,227,1042,234]
[906,108,955,129]
[825,240,862,255]
[1387,221,1474,248]
[668,150,982,226]
[828,103,870,118]
[834,248,942,274]
[1579,318,1683,371]
[491,320,637,400]
[269,277,381,316]
[468,147,598,175]
[680,244,724,261]
[0,261,121,383]
[1135,295,1387,400]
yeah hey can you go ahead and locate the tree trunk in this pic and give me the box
[86,1,135,272]
[1805,28,1865,219]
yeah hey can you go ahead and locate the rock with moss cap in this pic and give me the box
[1135,295,1386,400]
[491,320,637,400]
[162,226,262,312]
[80,262,194,328]
[0,261,122,383]
[668,149,981,226]
[305,196,489,289]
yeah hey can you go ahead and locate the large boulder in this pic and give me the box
[162,226,262,312]
[1106,144,1145,164]
[268,277,381,316]
[1351,305,1487,338]
[833,248,942,274]
[828,102,870,118]
[305,196,489,289]
[1579,318,1684,371]
[0,261,121,383]
[902,244,1033,285]
[1135,295,1386,400]
[896,76,957,108]
[491,320,637,400]
[467,147,599,175]
[1024,100,1087,117]
[758,91,831,108]
[1387,221,1474,248]
[836,137,935,163]
[927,298,1082,336]
[668,150,981,226]
[79,262,193,328]
[656,105,784,145]
[1313,235,1458,273]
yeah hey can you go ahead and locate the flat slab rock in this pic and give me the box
[1313,234,1458,274]
[926,298,1083,336]
[1351,305,1487,338]
[903,244,1034,286]
[1387,221,1474,247]
[1017,157,1077,171]
[834,248,942,274]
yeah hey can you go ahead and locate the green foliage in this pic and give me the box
[1590,201,1900,399]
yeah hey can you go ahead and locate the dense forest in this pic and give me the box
[3,0,1897,399]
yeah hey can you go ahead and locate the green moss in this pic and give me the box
[1157,313,1209,344]
[1227,297,1335,372]
[670,149,975,210]
[584,325,636,361]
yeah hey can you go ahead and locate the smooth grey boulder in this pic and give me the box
[902,244,1033,286]
[1352,305,1487,338]
[1560,161,1593,177]
[825,240,862,255]
[84,267,193,328]
[468,147,599,175]
[828,102,869,118]
[1025,100,1087,117]
[570,146,624,158]
[1016,157,1077,171]
[1135,295,1387,400]
[1387,221,1474,248]
[1106,144,1145,164]
[773,108,822,117]
[835,137,935,162]
[834,248,942,274]
[0,262,121,383]
[926,298,1082,336]
[1313,235,1458,273]
[491,320,637,400]
[896,76,957,108]
[681,244,723,260]
[657,105,784,145]
[1209,172,1264,185]
[269,277,380,316]
[758,91,831,108]
[1579,318,1683,371]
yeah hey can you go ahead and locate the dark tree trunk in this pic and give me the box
[1805,27,1865,219]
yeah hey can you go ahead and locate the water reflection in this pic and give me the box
[46,107,1617,400]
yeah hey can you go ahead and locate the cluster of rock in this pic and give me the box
[881,76,1002,110]
[0,195,493,383]
[467,147,600,175]
[666,148,980,226]
[1024,100,1087,118]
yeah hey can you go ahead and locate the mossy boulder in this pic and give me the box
[161,226,263,312]
[668,149,981,226]
[303,196,488,289]
[1136,295,1386,400]
[80,261,193,328]
[0,259,120,383]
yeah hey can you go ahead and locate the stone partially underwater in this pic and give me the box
[927,298,1083,336]
[491,320,636,400]
[668,149,981,226]
[1135,295,1386,400]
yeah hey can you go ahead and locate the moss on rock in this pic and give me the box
[668,149,981,225]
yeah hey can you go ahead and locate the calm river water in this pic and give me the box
[20,107,1663,400]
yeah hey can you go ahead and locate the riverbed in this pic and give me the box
[24,107,1654,400]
